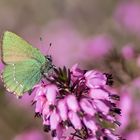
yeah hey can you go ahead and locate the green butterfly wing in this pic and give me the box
[1,31,46,96]
[2,60,42,96]
[2,31,46,64]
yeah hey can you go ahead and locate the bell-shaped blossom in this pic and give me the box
[50,111,60,130]
[35,95,46,114]
[93,99,109,115]
[57,99,68,121]
[33,84,47,101]
[85,70,107,88]
[80,98,95,116]
[83,116,97,132]
[53,125,63,140]
[66,95,79,112]
[68,111,82,130]
[46,84,58,104]
[89,88,109,100]
[42,102,51,125]
[70,64,84,78]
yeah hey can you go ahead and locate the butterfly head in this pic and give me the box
[41,55,53,74]
[45,55,52,63]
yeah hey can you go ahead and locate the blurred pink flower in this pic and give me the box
[13,129,45,140]
[118,88,132,131]
[114,1,140,36]
[121,43,135,60]
[131,77,140,93]
[126,130,140,140]
[84,34,113,60]
[39,20,85,67]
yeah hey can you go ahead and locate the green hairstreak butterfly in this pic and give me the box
[1,31,53,97]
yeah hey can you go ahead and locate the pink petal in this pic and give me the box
[55,125,63,139]
[42,102,51,125]
[80,98,95,116]
[70,64,84,77]
[68,111,82,129]
[50,111,60,130]
[66,95,79,112]
[58,99,68,121]
[93,100,109,115]
[89,88,109,100]
[46,84,58,104]
[85,70,107,88]
[83,116,97,132]
[35,95,46,113]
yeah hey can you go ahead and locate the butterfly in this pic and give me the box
[1,31,53,97]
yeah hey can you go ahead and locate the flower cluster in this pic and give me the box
[32,64,122,140]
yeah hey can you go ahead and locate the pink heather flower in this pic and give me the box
[80,98,95,116]
[105,129,121,140]
[85,70,107,88]
[93,99,109,115]
[83,116,97,132]
[68,111,82,130]
[50,110,60,130]
[89,88,109,100]
[33,84,47,101]
[32,65,122,140]
[46,84,58,105]
[42,102,51,125]
[119,89,132,131]
[35,95,46,113]
[58,99,68,121]
[70,64,85,78]
[66,95,79,112]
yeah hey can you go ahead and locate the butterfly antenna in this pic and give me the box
[46,43,52,55]
[39,36,52,55]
